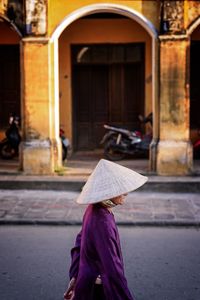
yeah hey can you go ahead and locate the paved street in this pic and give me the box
[0,190,200,225]
[0,226,200,300]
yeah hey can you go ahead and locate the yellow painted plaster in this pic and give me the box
[48,0,159,36]
[160,38,189,141]
[22,41,51,139]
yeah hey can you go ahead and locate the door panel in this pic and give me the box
[76,123,92,150]
[124,63,144,128]
[91,65,109,148]
[92,65,109,122]
[73,64,109,149]
[73,66,91,149]
[72,44,144,150]
[109,64,123,123]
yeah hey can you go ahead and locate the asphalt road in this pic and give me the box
[0,226,200,300]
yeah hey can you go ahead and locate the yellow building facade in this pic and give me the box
[0,0,200,175]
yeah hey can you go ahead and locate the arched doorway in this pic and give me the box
[51,3,158,170]
[0,16,21,134]
[60,16,150,151]
[188,19,200,163]
[190,26,200,131]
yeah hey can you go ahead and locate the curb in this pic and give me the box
[0,219,200,227]
[138,181,200,193]
[0,180,84,192]
[0,179,200,193]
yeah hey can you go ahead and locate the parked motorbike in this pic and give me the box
[0,115,21,159]
[60,128,70,161]
[100,113,152,161]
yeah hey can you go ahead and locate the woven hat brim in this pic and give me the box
[76,176,148,204]
[76,159,148,205]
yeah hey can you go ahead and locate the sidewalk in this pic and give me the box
[0,190,200,226]
[0,155,200,226]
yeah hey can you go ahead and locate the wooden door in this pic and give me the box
[0,45,20,128]
[73,64,109,150]
[109,63,144,129]
[72,44,144,150]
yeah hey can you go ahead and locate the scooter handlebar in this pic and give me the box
[103,124,137,137]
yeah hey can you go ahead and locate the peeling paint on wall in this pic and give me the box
[0,0,7,14]
[187,0,200,28]
[24,139,51,148]
[163,1,184,33]
[25,0,46,35]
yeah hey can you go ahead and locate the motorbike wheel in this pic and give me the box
[0,142,16,159]
[62,146,68,161]
[104,139,126,161]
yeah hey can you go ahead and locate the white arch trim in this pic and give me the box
[0,14,22,37]
[187,16,200,35]
[50,3,158,41]
[50,3,159,170]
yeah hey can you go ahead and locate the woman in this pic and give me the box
[64,159,148,300]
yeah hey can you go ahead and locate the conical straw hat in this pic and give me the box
[76,159,148,204]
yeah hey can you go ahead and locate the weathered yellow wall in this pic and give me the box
[158,36,193,175]
[160,38,189,141]
[21,39,57,174]
[58,18,152,142]
[48,0,160,36]
[0,0,7,14]
[22,41,51,140]
[184,0,200,29]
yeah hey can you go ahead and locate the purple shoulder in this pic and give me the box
[84,204,113,222]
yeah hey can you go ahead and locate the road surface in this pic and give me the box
[0,226,200,300]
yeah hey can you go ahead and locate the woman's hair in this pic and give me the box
[101,199,116,208]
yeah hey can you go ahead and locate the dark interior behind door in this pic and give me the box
[0,45,20,128]
[190,41,200,128]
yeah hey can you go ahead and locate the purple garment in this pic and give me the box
[69,204,134,300]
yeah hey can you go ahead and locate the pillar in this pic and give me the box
[157,35,193,175]
[20,37,62,174]
[149,38,159,173]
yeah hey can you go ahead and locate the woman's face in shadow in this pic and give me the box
[111,193,128,205]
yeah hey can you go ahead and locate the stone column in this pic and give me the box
[20,37,62,174]
[149,39,159,173]
[157,35,193,175]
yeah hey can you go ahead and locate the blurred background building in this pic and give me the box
[0,0,200,175]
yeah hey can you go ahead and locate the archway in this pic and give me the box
[0,15,21,172]
[51,4,158,170]
[0,15,21,134]
[188,18,200,163]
